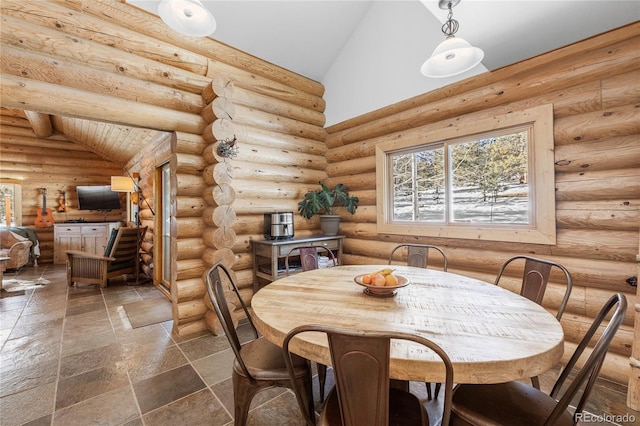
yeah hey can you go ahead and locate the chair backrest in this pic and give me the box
[285,245,337,276]
[283,325,454,426]
[205,262,260,380]
[106,226,147,272]
[545,293,626,425]
[494,255,572,320]
[388,244,448,271]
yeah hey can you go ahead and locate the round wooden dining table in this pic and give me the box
[250,265,565,384]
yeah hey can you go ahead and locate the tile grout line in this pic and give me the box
[103,283,147,425]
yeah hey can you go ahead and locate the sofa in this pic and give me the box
[0,231,34,270]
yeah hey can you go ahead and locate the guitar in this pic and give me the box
[57,190,69,213]
[35,188,55,227]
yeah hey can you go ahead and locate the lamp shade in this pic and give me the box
[111,176,135,193]
[421,37,484,78]
[158,0,216,37]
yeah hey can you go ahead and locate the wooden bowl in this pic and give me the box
[353,274,410,297]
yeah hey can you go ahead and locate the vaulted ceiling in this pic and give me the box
[3,1,638,165]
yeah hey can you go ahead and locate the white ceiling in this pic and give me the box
[127,0,639,124]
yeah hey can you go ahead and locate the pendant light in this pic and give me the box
[158,0,216,37]
[421,0,483,78]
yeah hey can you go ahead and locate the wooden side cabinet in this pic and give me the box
[53,222,121,264]
[252,235,344,292]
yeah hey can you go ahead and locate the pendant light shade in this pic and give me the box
[421,0,483,78]
[158,0,216,37]
[421,37,484,77]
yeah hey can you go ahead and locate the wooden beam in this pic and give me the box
[23,110,53,137]
[0,73,206,134]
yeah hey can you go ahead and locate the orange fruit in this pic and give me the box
[362,274,372,284]
[385,273,399,287]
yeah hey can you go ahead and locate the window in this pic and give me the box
[0,181,22,227]
[376,104,556,244]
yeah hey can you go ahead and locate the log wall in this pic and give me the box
[325,24,640,387]
[0,0,637,398]
[0,0,327,336]
[0,109,125,263]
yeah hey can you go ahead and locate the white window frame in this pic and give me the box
[376,104,556,245]
[0,181,23,227]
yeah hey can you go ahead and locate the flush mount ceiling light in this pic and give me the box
[158,0,216,37]
[421,0,484,78]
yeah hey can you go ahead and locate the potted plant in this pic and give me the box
[298,181,359,236]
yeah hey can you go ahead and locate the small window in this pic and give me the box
[0,182,23,227]
[376,104,556,244]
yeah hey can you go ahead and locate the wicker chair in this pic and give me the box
[66,226,146,288]
[0,239,33,270]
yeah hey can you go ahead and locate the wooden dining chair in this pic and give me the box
[205,263,315,426]
[388,243,447,400]
[495,255,573,389]
[66,226,146,288]
[450,292,627,426]
[283,324,454,426]
[284,245,337,402]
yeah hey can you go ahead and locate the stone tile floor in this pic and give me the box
[0,264,637,425]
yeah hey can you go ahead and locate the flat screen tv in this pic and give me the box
[76,185,121,211]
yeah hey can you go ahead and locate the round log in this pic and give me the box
[176,258,207,280]
[206,227,236,250]
[176,299,207,321]
[174,278,205,300]
[202,63,325,109]
[176,237,207,260]
[213,183,235,206]
[202,247,236,267]
[231,104,326,142]
[206,119,327,157]
[176,174,206,197]
[175,217,205,238]
[176,153,207,174]
[204,83,326,127]
[174,319,208,337]
[175,196,207,217]
[554,104,640,146]
[554,135,640,173]
[212,205,237,228]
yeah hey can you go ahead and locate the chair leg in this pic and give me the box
[233,373,261,426]
[299,368,315,421]
[318,363,327,402]
[531,375,540,389]
[425,382,442,400]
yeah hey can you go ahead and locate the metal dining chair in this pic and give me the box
[205,262,314,426]
[450,292,627,426]
[494,255,573,389]
[285,245,338,276]
[388,243,447,400]
[494,255,573,321]
[284,245,337,402]
[283,324,454,426]
[388,243,448,272]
